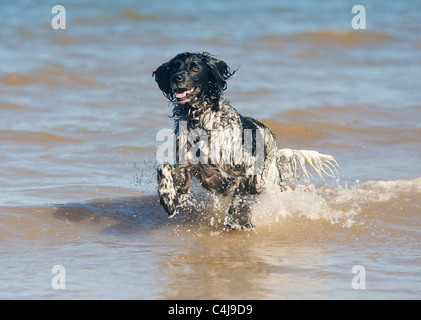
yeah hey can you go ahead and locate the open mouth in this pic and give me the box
[174,86,200,101]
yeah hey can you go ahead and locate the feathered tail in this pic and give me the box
[277,148,338,182]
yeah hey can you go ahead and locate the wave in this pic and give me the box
[0,103,29,110]
[256,30,396,49]
[166,174,421,236]
[253,177,420,228]
[119,11,163,22]
[0,176,419,242]
[72,10,165,26]
[161,176,420,243]
[0,130,84,144]
[260,104,421,147]
[1,65,98,88]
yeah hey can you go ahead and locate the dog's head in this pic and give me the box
[152,52,235,108]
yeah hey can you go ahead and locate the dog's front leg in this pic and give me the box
[157,163,178,217]
[157,163,192,217]
[224,179,254,230]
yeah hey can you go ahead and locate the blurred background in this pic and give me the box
[0,0,420,299]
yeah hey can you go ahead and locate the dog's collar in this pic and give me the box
[181,105,212,121]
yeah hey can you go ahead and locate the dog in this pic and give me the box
[153,52,337,229]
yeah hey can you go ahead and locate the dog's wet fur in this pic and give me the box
[153,52,337,229]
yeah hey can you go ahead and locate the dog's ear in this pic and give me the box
[152,61,173,100]
[203,53,236,98]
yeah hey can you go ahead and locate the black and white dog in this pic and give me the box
[153,52,337,229]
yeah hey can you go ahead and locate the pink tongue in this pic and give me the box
[176,88,190,98]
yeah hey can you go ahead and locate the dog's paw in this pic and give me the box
[225,222,255,231]
[224,202,254,231]
[157,163,178,217]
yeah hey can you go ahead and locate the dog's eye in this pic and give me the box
[191,66,200,72]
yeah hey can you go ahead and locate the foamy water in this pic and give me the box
[0,0,420,299]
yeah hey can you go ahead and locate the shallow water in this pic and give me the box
[0,0,420,299]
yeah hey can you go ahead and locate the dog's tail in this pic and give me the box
[277,148,339,181]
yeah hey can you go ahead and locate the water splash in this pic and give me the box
[166,176,421,235]
[132,159,158,193]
